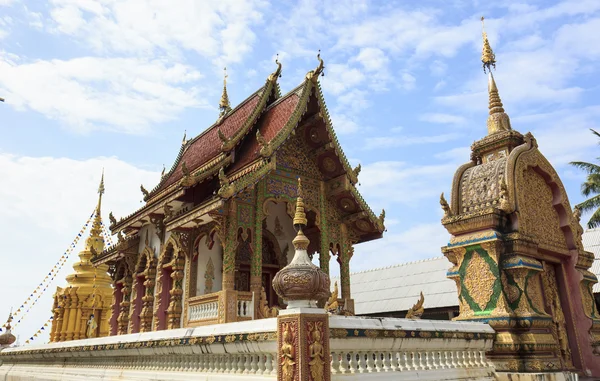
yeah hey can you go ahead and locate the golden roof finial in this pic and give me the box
[481,17,496,73]
[219,67,232,116]
[268,54,283,82]
[480,17,511,135]
[306,50,325,83]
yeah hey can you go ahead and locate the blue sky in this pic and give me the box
[1,0,600,343]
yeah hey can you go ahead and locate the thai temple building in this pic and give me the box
[1,20,599,381]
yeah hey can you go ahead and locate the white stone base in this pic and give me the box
[495,372,579,381]
[1,365,276,380]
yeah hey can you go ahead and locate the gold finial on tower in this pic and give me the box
[219,67,232,116]
[481,17,496,73]
[480,17,511,135]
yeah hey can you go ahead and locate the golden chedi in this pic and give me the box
[49,172,114,342]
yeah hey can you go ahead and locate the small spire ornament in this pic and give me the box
[480,16,511,135]
[219,67,232,116]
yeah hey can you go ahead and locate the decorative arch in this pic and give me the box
[154,234,185,330]
[508,138,577,251]
[129,246,156,333]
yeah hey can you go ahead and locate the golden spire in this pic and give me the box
[219,67,231,116]
[481,17,511,135]
[481,17,496,73]
[292,178,309,250]
[88,171,105,252]
[65,170,111,288]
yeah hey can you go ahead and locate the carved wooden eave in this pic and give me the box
[165,198,224,232]
[92,234,140,266]
[220,159,277,200]
[110,189,186,233]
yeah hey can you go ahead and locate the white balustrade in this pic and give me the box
[329,316,496,380]
[188,300,218,321]
[237,299,252,317]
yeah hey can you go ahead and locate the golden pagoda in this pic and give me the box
[49,172,114,342]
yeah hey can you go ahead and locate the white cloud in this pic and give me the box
[0,55,205,133]
[0,15,12,39]
[354,47,389,72]
[336,88,370,111]
[364,133,459,150]
[353,223,449,271]
[331,113,359,134]
[321,63,365,95]
[398,72,416,91]
[48,0,265,65]
[358,161,456,206]
[420,113,466,125]
[0,153,160,344]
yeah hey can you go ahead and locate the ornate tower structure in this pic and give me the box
[441,19,600,377]
[49,173,114,342]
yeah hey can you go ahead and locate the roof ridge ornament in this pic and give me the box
[481,17,511,135]
[306,50,325,83]
[219,67,232,117]
[268,54,283,82]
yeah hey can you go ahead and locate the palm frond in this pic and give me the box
[581,174,600,196]
[587,206,600,229]
[576,195,600,213]
[570,161,600,174]
[591,129,600,140]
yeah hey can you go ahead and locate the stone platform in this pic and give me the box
[1,316,496,380]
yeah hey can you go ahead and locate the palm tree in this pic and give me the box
[570,129,600,228]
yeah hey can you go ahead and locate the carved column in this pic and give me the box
[339,223,351,301]
[220,200,238,291]
[318,181,330,275]
[98,305,110,338]
[63,291,79,341]
[167,255,185,329]
[140,262,156,332]
[117,276,131,335]
[252,180,266,315]
[50,298,64,342]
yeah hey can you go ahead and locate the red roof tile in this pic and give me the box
[158,94,261,190]
[229,93,300,173]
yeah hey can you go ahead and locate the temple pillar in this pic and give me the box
[99,306,110,338]
[64,292,79,341]
[251,183,265,317]
[221,200,237,292]
[117,276,131,335]
[167,256,185,329]
[318,181,330,275]
[140,266,156,332]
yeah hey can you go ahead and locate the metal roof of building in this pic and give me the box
[582,228,600,293]
[335,257,459,316]
[339,230,600,315]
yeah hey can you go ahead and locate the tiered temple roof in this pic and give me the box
[109,56,383,247]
